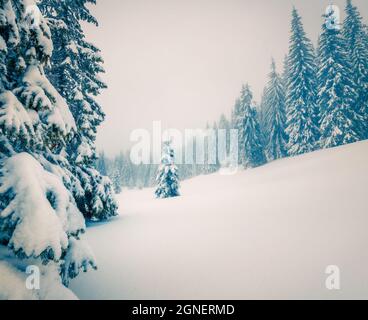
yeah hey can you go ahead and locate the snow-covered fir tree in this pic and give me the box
[39,0,118,221]
[155,140,180,199]
[285,8,320,156]
[263,59,288,161]
[343,0,368,138]
[111,165,122,194]
[317,8,362,148]
[233,84,266,168]
[0,0,96,299]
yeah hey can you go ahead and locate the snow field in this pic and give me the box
[71,141,368,299]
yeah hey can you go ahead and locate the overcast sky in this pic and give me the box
[83,0,368,157]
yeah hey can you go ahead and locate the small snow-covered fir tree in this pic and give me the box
[233,84,266,168]
[263,59,288,161]
[0,0,95,299]
[39,0,118,220]
[317,8,362,148]
[155,140,180,199]
[343,0,368,138]
[111,161,122,194]
[285,8,320,156]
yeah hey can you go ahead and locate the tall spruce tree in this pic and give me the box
[317,7,362,148]
[233,84,266,168]
[39,0,118,220]
[155,140,180,199]
[343,0,368,138]
[263,59,288,161]
[285,8,320,156]
[0,0,96,298]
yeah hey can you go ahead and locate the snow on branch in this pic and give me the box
[0,90,36,143]
[0,153,85,262]
[15,65,76,136]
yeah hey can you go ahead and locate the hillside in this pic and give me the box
[70,141,368,299]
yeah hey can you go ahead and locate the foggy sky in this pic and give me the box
[82,0,368,156]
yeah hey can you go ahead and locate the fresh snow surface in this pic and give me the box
[70,141,368,299]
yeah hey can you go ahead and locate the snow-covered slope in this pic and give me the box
[70,141,368,299]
